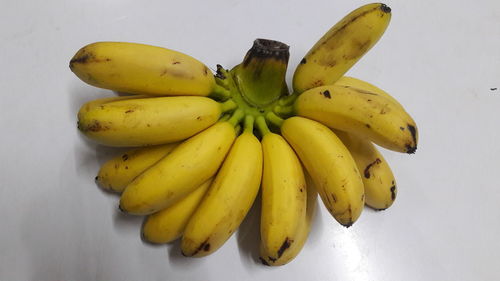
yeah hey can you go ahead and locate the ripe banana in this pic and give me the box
[78,96,235,147]
[334,130,397,210]
[260,172,318,266]
[258,123,307,263]
[281,116,364,227]
[70,42,216,97]
[142,179,213,244]
[119,110,244,215]
[96,143,179,193]
[292,3,391,93]
[181,116,262,257]
[293,84,418,153]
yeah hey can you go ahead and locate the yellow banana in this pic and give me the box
[142,179,213,244]
[335,130,397,210]
[334,76,403,108]
[78,96,235,147]
[181,116,262,257]
[293,84,418,153]
[259,165,316,266]
[69,42,216,97]
[292,3,391,93]
[257,119,307,263]
[119,110,244,215]
[281,117,364,227]
[96,143,179,193]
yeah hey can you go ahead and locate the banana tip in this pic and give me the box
[406,145,417,154]
[380,4,391,13]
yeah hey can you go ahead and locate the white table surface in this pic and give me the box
[1,0,499,280]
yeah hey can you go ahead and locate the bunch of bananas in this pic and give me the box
[71,3,417,266]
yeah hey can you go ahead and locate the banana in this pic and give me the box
[69,42,216,97]
[292,3,391,93]
[257,118,307,263]
[281,116,364,227]
[119,110,244,215]
[334,76,403,108]
[96,143,179,193]
[293,84,418,153]
[260,172,317,266]
[334,130,397,210]
[181,116,262,257]
[78,96,235,147]
[142,179,213,244]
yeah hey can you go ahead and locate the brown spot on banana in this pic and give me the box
[277,238,293,259]
[122,154,129,161]
[407,124,417,146]
[79,120,110,132]
[390,185,396,201]
[300,58,307,64]
[187,238,210,257]
[321,90,331,99]
[364,158,382,178]
[259,257,270,266]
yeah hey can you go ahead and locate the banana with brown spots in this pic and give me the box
[96,142,179,193]
[69,42,225,98]
[77,95,236,147]
[334,130,397,210]
[290,84,418,153]
[257,116,307,264]
[292,3,392,93]
[281,116,364,227]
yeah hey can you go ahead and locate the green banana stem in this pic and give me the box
[266,112,284,128]
[220,99,237,113]
[273,104,294,118]
[278,92,299,106]
[227,109,245,127]
[219,114,231,122]
[256,116,271,136]
[231,39,290,107]
[244,115,255,134]
[209,84,231,101]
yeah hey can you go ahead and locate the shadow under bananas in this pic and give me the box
[236,191,262,266]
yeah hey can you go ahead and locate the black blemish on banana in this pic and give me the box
[186,238,210,256]
[69,52,92,67]
[321,90,331,99]
[300,58,307,64]
[407,124,417,146]
[277,237,292,259]
[259,257,270,266]
[380,4,391,13]
[122,154,129,161]
[405,124,418,154]
[364,158,382,178]
[390,185,396,201]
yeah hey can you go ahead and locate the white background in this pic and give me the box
[1,0,499,280]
